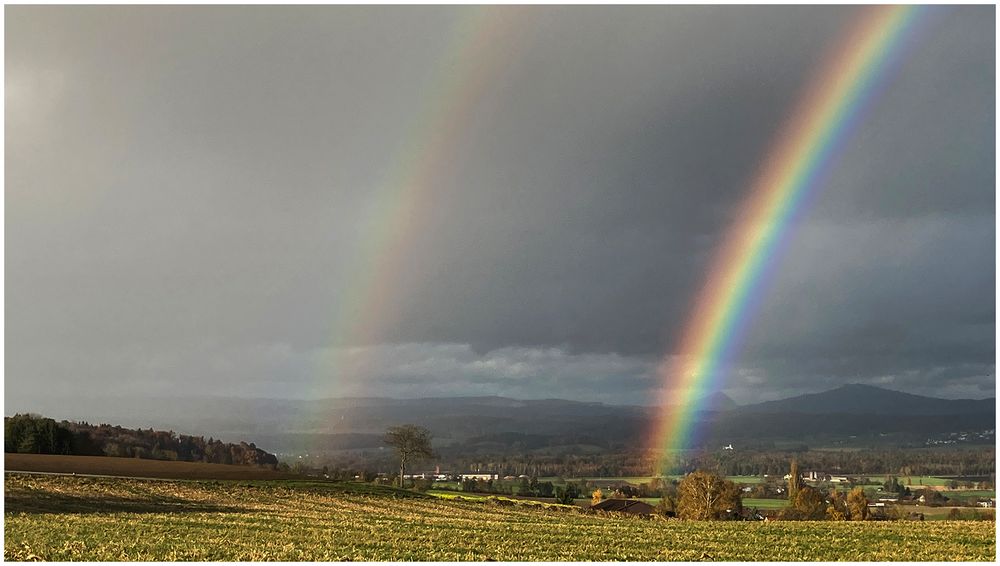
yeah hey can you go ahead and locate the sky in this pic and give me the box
[6,5,995,409]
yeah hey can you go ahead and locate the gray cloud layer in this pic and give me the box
[6,6,994,407]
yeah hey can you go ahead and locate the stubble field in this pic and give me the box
[4,473,995,561]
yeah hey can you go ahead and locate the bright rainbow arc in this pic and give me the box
[313,7,530,396]
[651,5,926,464]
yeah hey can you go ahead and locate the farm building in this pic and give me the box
[402,471,454,481]
[401,472,432,480]
[460,473,499,481]
[590,499,656,516]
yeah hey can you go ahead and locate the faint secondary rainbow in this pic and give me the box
[311,7,531,396]
[651,5,927,461]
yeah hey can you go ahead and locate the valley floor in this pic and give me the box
[4,474,996,561]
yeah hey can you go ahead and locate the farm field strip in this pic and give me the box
[896,476,960,487]
[540,475,769,485]
[627,497,789,509]
[4,475,996,561]
[943,490,995,499]
[5,453,296,480]
[533,476,686,487]
[740,498,791,509]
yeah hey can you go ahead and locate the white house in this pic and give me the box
[460,473,499,481]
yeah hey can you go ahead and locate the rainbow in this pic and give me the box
[312,7,530,395]
[651,5,927,462]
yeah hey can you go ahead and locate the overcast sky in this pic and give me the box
[6,5,995,409]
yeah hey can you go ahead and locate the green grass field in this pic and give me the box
[538,476,663,484]
[944,490,995,500]
[741,497,790,509]
[729,475,766,484]
[896,476,953,487]
[4,474,995,561]
[540,475,765,485]
[909,505,995,521]
[830,475,985,488]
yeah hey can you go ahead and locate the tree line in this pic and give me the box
[418,446,996,479]
[4,414,279,468]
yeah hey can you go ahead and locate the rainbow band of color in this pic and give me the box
[652,5,926,462]
[312,8,530,396]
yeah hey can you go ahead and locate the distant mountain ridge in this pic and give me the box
[8,384,993,455]
[700,391,739,412]
[738,383,995,416]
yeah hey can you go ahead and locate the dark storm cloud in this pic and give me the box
[6,5,994,407]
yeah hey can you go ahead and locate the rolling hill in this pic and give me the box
[8,385,993,455]
[737,383,995,416]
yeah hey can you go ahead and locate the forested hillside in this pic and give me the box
[4,414,278,468]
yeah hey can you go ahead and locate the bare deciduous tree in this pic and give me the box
[384,424,434,488]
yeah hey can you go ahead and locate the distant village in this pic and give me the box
[376,464,996,519]
[400,466,502,482]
